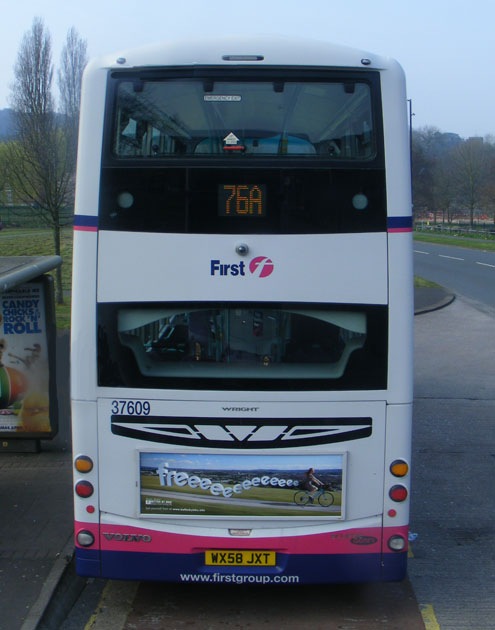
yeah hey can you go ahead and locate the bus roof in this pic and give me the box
[89,36,398,73]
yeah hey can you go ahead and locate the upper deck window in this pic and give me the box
[112,76,376,160]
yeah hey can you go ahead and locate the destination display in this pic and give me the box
[139,452,344,518]
[218,184,266,217]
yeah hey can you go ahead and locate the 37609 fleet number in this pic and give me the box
[111,400,151,415]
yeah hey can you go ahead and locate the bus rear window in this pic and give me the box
[98,303,387,391]
[112,77,376,160]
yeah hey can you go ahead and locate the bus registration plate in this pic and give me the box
[205,550,276,566]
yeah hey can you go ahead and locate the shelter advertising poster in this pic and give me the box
[140,453,344,518]
[0,282,53,435]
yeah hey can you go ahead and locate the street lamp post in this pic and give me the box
[407,98,414,217]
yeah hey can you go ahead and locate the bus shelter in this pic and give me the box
[0,255,61,452]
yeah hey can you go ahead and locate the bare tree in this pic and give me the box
[57,27,88,212]
[479,138,495,225]
[448,137,493,227]
[411,127,439,221]
[433,158,456,224]
[411,126,468,223]
[10,17,54,117]
[0,143,8,204]
[7,18,86,304]
[58,26,87,121]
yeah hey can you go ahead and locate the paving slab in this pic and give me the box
[0,451,73,630]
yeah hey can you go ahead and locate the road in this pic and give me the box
[62,576,425,630]
[142,488,341,513]
[414,240,495,313]
[411,238,495,628]
[409,298,495,629]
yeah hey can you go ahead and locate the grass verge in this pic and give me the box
[0,227,72,329]
[414,231,495,252]
[414,276,441,289]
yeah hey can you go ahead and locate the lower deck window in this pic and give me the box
[98,303,387,390]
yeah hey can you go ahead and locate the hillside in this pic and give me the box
[0,109,14,140]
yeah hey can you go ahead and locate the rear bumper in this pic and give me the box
[76,547,407,583]
[75,521,408,583]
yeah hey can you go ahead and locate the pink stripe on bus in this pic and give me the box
[75,521,408,555]
[74,225,98,232]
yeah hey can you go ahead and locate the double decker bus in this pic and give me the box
[71,36,413,584]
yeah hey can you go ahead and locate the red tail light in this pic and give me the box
[389,485,408,502]
[75,480,94,498]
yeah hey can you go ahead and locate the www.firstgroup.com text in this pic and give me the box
[180,573,300,584]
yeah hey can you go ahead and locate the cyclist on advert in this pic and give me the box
[303,467,324,502]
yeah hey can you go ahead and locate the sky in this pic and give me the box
[141,452,342,472]
[1,0,493,138]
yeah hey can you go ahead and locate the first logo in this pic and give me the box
[248,256,275,278]
[210,256,274,278]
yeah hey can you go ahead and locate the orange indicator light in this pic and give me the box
[75,456,94,473]
[390,460,409,477]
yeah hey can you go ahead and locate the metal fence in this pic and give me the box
[414,222,495,238]
[0,206,74,228]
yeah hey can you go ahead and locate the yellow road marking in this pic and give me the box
[84,581,111,630]
[84,580,139,630]
[420,603,440,630]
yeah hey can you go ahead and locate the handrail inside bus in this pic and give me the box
[117,307,366,334]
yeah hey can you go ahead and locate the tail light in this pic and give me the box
[75,480,94,498]
[389,485,408,502]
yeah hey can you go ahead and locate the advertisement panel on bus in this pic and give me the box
[139,452,345,518]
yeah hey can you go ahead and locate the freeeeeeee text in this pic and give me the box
[157,463,299,499]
